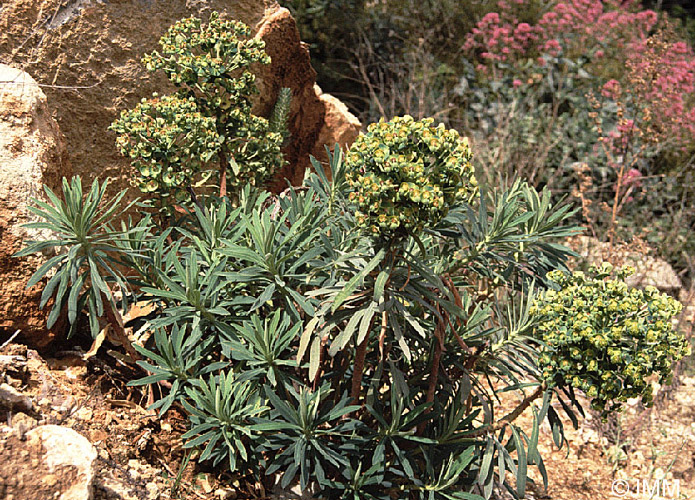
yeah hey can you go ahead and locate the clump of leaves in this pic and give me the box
[111,12,286,207]
[345,115,476,239]
[532,263,689,413]
[14,178,128,336]
[110,94,220,202]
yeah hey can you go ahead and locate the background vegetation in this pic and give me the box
[282,0,695,285]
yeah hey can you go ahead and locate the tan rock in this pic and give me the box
[0,0,354,199]
[0,64,69,348]
[0,383,33,412]
[571,236,682,292]
[269,473,322,499]
[312,85,362,168]
[25,425,98,500]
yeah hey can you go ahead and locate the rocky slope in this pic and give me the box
[0,64,69,348]
[0,0,360,197]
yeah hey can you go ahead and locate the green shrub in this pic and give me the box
[532,264,689,413]
[111,94,220,201]
[110,12,286,208]
[20,125,688,500]
[16,13,691,500]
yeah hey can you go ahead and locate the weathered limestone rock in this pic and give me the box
[0,64,69,348]
[26,425,98,500]
[312,85,362,166]
[0,0,361,198]
[0,425,97,500]
[571,236,682,292]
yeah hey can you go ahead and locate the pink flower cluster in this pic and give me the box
[464,0,695,148]
[629,39,695,144]
[604,119,636,152]
[601,79,621,100]
[537,0,656,53]
[463,0,657,68]
[463,11,539,66]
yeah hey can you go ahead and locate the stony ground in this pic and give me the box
[519,375,695,500]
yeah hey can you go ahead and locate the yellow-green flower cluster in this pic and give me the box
[531,264,689,413]
[345,116,476,239]
[127,12,284,196]
[141,12,269,101]
[110,94,220,202]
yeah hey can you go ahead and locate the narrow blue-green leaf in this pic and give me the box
[511,426,527,497]
[331,249,384,313]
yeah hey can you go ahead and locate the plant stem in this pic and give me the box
[218,150,228,198]
[378,310,388,360]
[426,318,445,405]
[351,330,371,402]
[468,381,547,437]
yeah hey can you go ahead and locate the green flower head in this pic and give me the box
[532,265,689,414]
[345,116,476,241]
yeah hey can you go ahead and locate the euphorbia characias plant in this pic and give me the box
[15,11,691,500]
[345,115,477,239]
[111,12,286,209]
[532,263,689,414]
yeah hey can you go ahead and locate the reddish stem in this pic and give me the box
[219,151,228,198]
[426,320,445,405]
[468,382,547,437]
[351,333,370,402]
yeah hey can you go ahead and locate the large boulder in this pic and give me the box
[0,0,361,198]
[0,64,69,348]
[312,85,362,166]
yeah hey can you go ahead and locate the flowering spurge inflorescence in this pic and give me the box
[142,13,284,192]
[110,94,220,202]
[142,12,269,112]
[113,13,284,204]
[345,115,476,239]
[531,264,689,413]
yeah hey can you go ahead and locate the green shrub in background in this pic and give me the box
[16,13,691,500]
[281,0,519,124]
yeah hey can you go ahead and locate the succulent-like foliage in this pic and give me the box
[345,115,477,239]
[14,177,131,338]
[110,94,220,202]
[112,12,285,205]
[182,371,269,472]
[19,12,693,500]
[262,385,360,490]
[269,87,292,145]
[532,264,689,412]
